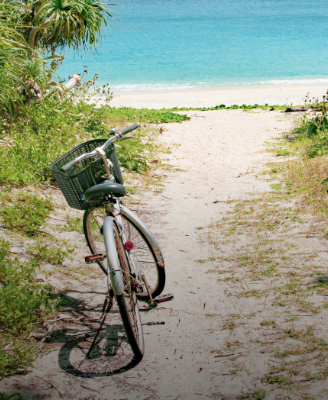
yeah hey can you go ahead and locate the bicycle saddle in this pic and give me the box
[85,182,126,203]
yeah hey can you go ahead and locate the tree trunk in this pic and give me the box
[27,20,51,55]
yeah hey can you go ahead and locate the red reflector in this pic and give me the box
[124,241,133,251]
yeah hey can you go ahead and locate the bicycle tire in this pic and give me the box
[120,212,165,300]
[108,221,145,360]
[83,205,166,300]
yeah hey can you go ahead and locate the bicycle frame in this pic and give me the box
[103,200,141,296]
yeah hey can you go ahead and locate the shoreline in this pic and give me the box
[108,82,328,109]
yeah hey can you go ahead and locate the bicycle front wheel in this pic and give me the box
[84,205,166,301]
[104,217,144,360]
[120,213,166,301]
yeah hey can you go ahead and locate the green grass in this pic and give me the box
[0,191,53,236]
[170,103,285,111]
[0,238,58,377]
[101,106,190,124]
[27,240,74,266]
[261,375,291,385]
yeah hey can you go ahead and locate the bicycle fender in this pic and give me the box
[120,205,165,268]
[103,216,125,295]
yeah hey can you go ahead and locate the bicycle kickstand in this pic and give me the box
[141,273,154,305]
[87,289,114,358]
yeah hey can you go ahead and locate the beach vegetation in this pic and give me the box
[289,92,328,158]
[170,103,284,112]
[103,106,190,124]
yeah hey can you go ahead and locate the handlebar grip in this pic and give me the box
[61,159,78,172]
[120,123,139,135]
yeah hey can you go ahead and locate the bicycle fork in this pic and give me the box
[102,199,154,303]
[103,216,125,296]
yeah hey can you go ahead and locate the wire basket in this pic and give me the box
[50,139,123,210]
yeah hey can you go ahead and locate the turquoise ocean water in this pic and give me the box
[58,0,328,91]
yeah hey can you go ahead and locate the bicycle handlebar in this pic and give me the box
[61,123,139,172]
[61,158,78,172]
[121,123,139,135]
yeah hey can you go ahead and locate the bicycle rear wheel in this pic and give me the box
[83,205,107,274]
[104,218,144,360]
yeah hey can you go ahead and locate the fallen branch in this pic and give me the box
[48,74,81,94]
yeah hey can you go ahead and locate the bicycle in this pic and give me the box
[50,123,166,362]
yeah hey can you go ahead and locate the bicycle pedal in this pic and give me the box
[153,293,174,303]
[85,254,106,264]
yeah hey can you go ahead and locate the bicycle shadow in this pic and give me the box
[47,289,142,378]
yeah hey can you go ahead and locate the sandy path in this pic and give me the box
[1,110,297,399]
[131,110,295,399]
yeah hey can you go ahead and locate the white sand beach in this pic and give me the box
[109,82,328,109]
